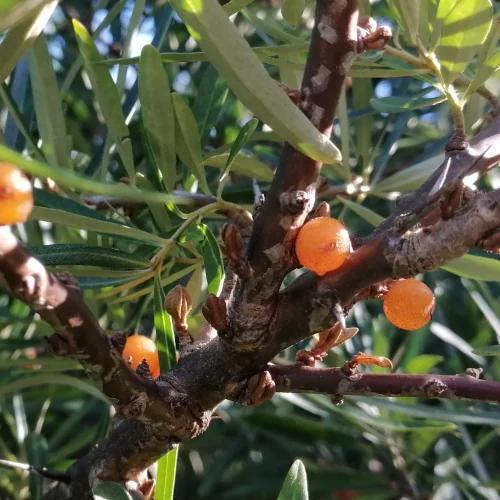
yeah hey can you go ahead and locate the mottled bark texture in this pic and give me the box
[0,1,499,498]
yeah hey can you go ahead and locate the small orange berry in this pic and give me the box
[0,163,34,225]
[295,217,350,275]
[383,279,435,331]
[122,335,160,378]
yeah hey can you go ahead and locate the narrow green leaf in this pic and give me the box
[0,1,57,84]
[406,354,444,374]
[29,244,149,270]
[139,46,176,191]
[192,64,229,146]
[0,145,208,207]
[370,94,445,113]
[172,92,210,193]
[25,433,48,500]
[336,197,384,226]
[29,34,69,168]
[466,48,500,98]
[154,276,177,372]
[135,173,171,232]
[436,0,493,84]
[0,374,108,403]
[73,20,135,180]
[282,0,305,27]
[472,345,500,356]
[93,482,134,500]
[218,118,259,196]
[418,0,439,48]
[197,224,225,295]
[170,0,341,164]
[373,154,444,193]
[278,460,309,500]
[223,0,255,16]
[0,0,57,31]
[442,254,500,282]
[155,449,178,500]
[30,207,167,247]
[428,0,460,52]
[203,153,274,182]
[388,0,420,45]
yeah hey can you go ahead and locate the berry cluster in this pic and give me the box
[295,216,435,331]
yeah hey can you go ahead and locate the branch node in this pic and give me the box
[164,285,192,333]
[279,190,312,216]
[119,392,147,420]
[110,331,128,354]
[465,367,484,379]
[242,371,276,406]
[44,333,72,356]
[201,294,228,333]
[445,135,469,153]
[331,394,344,406]
[423,378,448,398]
[357,17,392,51]
[477,229,500,254]
[221,223,253,279]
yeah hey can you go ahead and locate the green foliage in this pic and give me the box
[0,1,499,499]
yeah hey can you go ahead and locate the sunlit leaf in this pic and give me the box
[281,0,305,27]
[0,1,57,84]
[139,45,176,191]
[436,0,493,84]
[170,0,341,164]
[277,459,309,500]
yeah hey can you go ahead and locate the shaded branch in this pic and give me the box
[269,364,500,404]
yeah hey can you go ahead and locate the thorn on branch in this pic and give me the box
[242,371,276,406]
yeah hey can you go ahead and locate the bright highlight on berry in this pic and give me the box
[122,335,160,378]
[0,163,34,225]
[295,216,350,275]
[383,279,435,331]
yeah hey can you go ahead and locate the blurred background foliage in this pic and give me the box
[1,0,500,499]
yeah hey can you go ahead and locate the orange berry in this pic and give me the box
[122,335,160,378]
[295,217,350,275]
[383,279,435,331]
[0,163,33,225]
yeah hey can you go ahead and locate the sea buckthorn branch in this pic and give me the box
[226,0,379,351]
[268,365,500,405]
[370,111,500,240]
[247,0,360,277]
